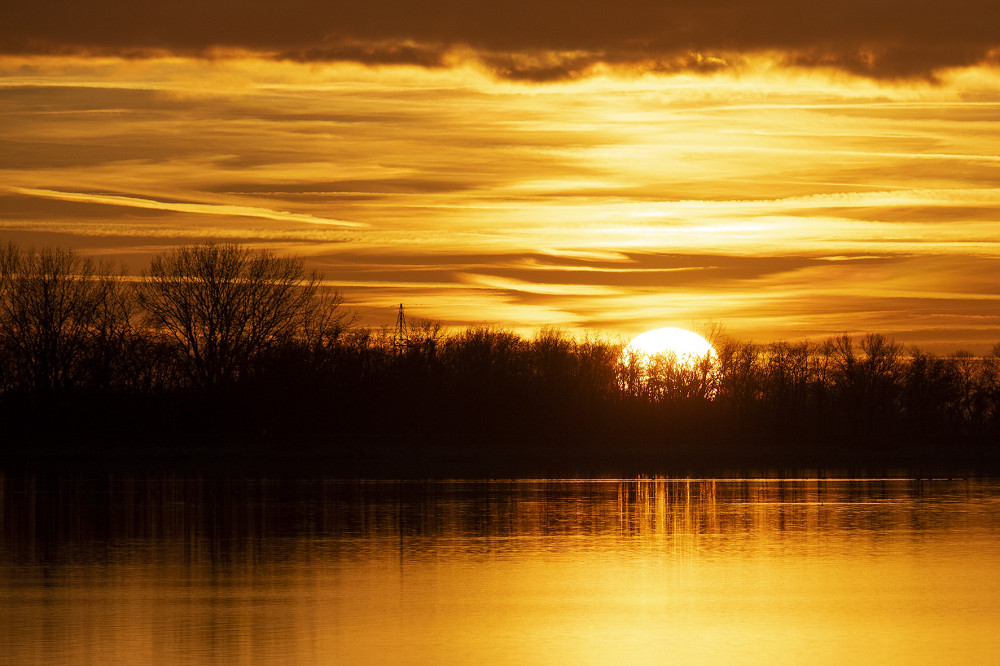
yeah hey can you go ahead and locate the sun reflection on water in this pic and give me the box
[1,477,998,664]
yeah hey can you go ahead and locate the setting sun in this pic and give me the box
[4,0,1000,661]
[624,327,716,367]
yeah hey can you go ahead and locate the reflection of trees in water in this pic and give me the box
[613,478,985,545]
[0,476,985,567]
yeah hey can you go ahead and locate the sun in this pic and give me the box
[622,327,716,368]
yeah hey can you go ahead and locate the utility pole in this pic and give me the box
[393,303,409,351]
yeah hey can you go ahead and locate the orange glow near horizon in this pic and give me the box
[3,54,1000,351]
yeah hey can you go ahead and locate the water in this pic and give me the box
[2,475,999,664]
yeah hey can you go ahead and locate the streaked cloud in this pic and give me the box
[6,187,366,228]
[2,55,1000,351]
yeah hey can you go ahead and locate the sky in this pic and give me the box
[2,1,1000,351]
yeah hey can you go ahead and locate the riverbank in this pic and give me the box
[4,432,997,479]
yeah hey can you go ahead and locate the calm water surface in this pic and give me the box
[2,475,999,664]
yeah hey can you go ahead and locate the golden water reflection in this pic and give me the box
[2,476,999,664]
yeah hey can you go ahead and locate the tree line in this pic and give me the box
[1,241,998,474]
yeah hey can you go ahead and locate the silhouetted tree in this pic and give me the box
[4,240,1000,472]
[981,345,1000,434]
[529,327,574,393]
[902,347,960,439]
[138,243,347,388]
[0,244,132,393]
[301,287,353,358]
[572,332,621,405]
[716,339,762,415]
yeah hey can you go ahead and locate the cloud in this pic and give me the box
[5,187,367,228]
[4,52,1000,351]
[2,0,999,80]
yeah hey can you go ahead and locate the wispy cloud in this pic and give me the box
[459,272,622,297]
[3,56,1000,350]
[5,187,366,228]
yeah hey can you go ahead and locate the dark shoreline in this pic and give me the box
[4,434,998,479]
[5,241,1000,481]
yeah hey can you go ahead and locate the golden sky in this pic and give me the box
[2,1,1000,350]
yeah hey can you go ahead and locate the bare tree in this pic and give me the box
[716,339,762,412]
[138,242,348,388]
[0,244,131,393]
[0,243,17,391]
[0,243,15,296]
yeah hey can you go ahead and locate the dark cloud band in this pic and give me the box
[2,0,999,79]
